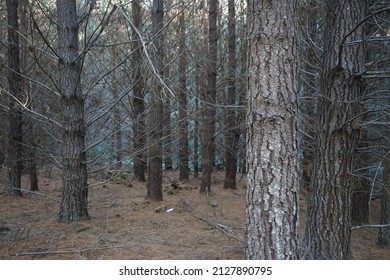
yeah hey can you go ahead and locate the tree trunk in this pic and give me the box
[300,0,318,192]
[245,0,299,260]
[163,10,173,172]
[193,67,201,179]
[110,30,122,170]
[147,0,164,201]
[178,3,189,182]
[238,17,247,175]
[200,0,218,194]
[351,178,370,225]
[131,0,146,182]
[304,0,365,259]
[378,134,390,246]
[378,172,390,246]
[20,0,39,192]
[5,0,23,197]
[57,0,89,222]
[224,0,238,190]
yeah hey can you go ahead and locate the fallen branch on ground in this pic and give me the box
[179,198,244,244]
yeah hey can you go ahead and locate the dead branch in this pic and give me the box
[180,198,243,244]
[14,246,114,257]
[352,224,390,230]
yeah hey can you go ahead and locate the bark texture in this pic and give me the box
[147,0,164,201]
[304,0,365,259]
[57,0,89,222]
[224,0,238,190]
[5,0,23,196]
[131,0,147,182]
[245,0,299,260]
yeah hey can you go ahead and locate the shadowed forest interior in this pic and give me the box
[1,0,390,260]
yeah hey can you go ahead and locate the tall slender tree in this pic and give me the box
[178,2,189,182]
[147,0,164,200]
[378,146,390,246]
[110,23,123,170]
[304,0,365,259]
[200,0,218,193]
[57,0,89,222]
[224,0,238,189]
[245,0,299,260]
[5,0,23,196]
[20,0,39,191]
[132,0,147,182]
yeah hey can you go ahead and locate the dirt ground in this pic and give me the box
[0,168,389,260]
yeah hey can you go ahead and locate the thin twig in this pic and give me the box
[15,246,114,257]
[18,188,60,203]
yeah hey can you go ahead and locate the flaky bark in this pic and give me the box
[304,0,365,259]
[57,0,89,222]
[245,0,299,260]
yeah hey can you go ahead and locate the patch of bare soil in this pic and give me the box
[0,169,389,260]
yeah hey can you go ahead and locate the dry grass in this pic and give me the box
[0,169,388,260]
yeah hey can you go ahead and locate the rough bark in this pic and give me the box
[147,0,164,201]
[57,0,89,222]
[245,0,299,260]
[5,0,23,196]
[304,0,365,259]
[131,0,146,182]
[224,0,238,190]
[200,0,218,194]
[178,4,189,182]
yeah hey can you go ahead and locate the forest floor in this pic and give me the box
[0,168,389,260]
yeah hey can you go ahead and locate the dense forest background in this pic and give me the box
[0,0,390,260]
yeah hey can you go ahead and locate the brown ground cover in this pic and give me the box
[0,169,388,260]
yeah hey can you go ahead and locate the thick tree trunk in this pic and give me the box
[245,0,299,260]
[224,0,238,190]
[178,3,189,182]
[200,0,218,194]
[147,0,164,201]
[131,0,146,182]
[304,0,365,259]
[57,0,89,222]
[5,0,23,197]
